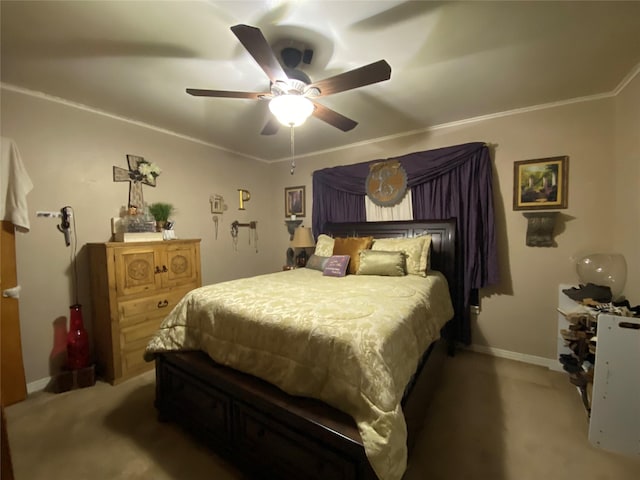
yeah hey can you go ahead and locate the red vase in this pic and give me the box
[67,304,90,370]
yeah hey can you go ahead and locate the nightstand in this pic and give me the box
[282,265,296,271]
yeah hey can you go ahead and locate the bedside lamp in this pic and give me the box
[291,226,315,267]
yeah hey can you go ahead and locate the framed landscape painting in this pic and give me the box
[513,156,569,210]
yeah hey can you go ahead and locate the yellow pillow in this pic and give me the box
[332,236,373,275]
[371,235,431,276]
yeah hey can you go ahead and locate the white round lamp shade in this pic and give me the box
[576,253,627,298]
[269,95,314,127]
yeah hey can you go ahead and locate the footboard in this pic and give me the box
[154,335,447,480]
[155,351,378,480]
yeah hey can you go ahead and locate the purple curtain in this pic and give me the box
[311,179,366,226]
[312,142,498,344]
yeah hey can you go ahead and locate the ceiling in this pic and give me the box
[2,1,639,162]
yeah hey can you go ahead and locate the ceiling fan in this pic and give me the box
[186,24,391,135]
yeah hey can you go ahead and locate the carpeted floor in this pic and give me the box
[5,350,640,480]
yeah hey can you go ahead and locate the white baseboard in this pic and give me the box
[466,344,558,370]
[27,376,50,394]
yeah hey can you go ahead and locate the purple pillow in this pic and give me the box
[322,255,350,277]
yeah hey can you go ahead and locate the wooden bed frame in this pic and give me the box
[154,219,461,480]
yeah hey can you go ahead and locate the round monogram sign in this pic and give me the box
[365,160,408,207]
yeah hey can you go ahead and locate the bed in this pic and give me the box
[145,219,462,480]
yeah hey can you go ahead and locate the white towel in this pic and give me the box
[1,137,33,231]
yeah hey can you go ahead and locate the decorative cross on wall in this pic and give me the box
[113,154,157,209]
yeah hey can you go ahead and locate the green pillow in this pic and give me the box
[306,254,329,271]
[356,250,406,276]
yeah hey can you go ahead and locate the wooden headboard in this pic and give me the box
[323,219,462,346]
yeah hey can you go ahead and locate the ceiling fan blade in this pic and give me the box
[186,88,268,99]
[261,116,280,135]
[312,102,358,132]
[230,24,288,84]
[309,60,391,97]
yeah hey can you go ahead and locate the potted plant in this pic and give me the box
[148,202,174,231]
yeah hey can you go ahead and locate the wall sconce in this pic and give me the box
[284,218,302,240]
[523,212,558,247]
[290,226,315,267]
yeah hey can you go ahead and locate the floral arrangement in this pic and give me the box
[135,160,161,183]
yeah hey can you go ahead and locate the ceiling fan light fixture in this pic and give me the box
[269,95,314,127]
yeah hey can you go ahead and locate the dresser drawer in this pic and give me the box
[120,318,165,378]
[121,343,152,378]
[120,317,164,347]
[234,403,357,480]
[118,286,193,327]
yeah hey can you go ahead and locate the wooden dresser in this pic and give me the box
[87,239,201,384]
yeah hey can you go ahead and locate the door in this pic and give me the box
[0,220,27,407]
[114,245,161,296]
[162,242,199,288]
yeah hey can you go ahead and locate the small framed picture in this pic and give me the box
[513,156,569,210]
[284,186,305,218]
[210,194,225,214]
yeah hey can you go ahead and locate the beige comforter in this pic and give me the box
[145,268,453,480]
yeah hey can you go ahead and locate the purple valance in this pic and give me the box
[313,142,486,194]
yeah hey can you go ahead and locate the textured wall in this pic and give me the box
[613,72,640,303]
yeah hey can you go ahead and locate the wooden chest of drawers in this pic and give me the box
[87,239,201,384]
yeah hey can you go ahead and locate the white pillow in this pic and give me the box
[314,234,335,257]
[371,235,431,276]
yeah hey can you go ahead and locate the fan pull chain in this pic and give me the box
[290,125,296,175]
